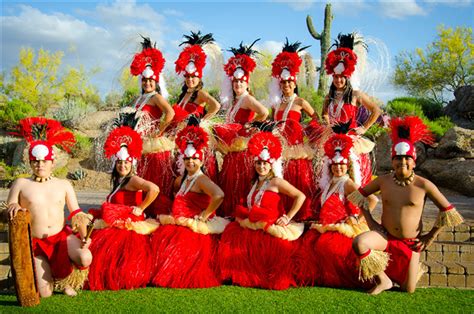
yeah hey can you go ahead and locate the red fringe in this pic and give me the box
[138,151,176,198]
[150,225,221,288]
[218,222,296,290]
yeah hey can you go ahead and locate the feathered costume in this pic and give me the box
[87,126,159,290]
[295,133,371,288]
[150,123,229,288]
[215,39,260,217]
[271,39,317,221]
[131,37,175,203]
[325,33,373,185]
[219,131,304,290]
[172,32,219,183]
[15,118,89,291]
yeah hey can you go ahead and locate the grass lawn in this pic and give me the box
[0,286,473,313]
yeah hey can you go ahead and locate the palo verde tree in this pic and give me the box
[393,25,473,104]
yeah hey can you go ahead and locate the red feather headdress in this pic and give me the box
[175,125,209,160]
[175,45,207,78]
[224,54,257,82]
[324,133,353,164]
[130,48,165,81]
[104,126,143,162]
[248,132,282,164]
[325,33,360,77]
[16,117,75,161]
[271,51,302,81]
[389,116,434,160]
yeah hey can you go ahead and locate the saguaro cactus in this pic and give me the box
[306,3,333,95]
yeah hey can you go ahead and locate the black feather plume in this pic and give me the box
[332,120,352,134]
[282,37,311,53]
[179,31,215,46]
[228,38,260,56]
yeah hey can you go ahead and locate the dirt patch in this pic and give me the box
[66,158,111,191]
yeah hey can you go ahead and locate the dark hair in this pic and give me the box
[178,162,207,191]
[177,80,203,104]
[110,162,133,191]
[141,79,162,95]
[329,77,353,104]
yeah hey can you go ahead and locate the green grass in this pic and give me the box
[0,286,473,313]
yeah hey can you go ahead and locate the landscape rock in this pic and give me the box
[444,85,474,130]
[435,127,474,159]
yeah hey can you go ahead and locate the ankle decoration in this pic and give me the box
[435,204,464,228]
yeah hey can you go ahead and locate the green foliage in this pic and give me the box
[393,25,474,104]
[71,133,92,159]
[0,286,472,312]
[0,161,29,182]
[250,50,273,101]
[299,86,324,118]
[386,98,425,117]
[68,168,87,180]
[119,67,140,107]
[364,123,387,141]
[104,91,122,110]
[53,165,68,178]
[425,116,454,139]
[208,88,220,104]
[0,99,38,129]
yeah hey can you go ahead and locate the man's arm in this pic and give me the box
[345,178,381,231]
[65,181,90,240]
[6,179,25,220]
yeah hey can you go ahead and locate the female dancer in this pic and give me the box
[150,121,227,288]
[219,131,306,290]
[88,126,160,290]
[270,39,318,221]
[322,33,382,185]
[295,131,377,288]
[130,36,175,203]
[215,40,268,217]
[173,31,221,182]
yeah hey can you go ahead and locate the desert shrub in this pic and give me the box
[120,88,140,107]
[364,123,387,141]
[53,99,97,128]
[418,98,443,120]
[71,133,93,159]
[0,99,38,130]
[53,165,68,178]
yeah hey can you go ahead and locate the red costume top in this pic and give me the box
[328,101,357,129]
[319,193,360,225]
[275,109,304,145]
[233,108,255,124]
[108,189,143,206]
[172,191,211,218]
[235,190,284,228]
[140,104,163,120]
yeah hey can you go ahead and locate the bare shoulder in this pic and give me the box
[414,174,436,190]
[11,177,29,187]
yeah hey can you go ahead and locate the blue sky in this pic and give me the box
[1,0,473,103]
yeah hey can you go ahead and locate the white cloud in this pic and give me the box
[163,9,184,16]
[178,20,204,33]
[330,0,370,16]
[256,40,283,56]
[379,0,427,19]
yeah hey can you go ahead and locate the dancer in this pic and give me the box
[6,117,92,297]
[87,126,159,290]
[219,130,306,290]
[270,38,318,221]
[350,116,464,294]
[130,36,175,202]
[215,40,268,217]
[322,33,382,185]
[295,131,377,288]
[173,31,221,182]
[150,120,227,288]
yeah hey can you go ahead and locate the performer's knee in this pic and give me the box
[79,250,92,267]
[352,234,369,255]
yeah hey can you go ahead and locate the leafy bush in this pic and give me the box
[364,123,387,141]
[418,98,443,120]
[71,133,92,159]
[120,88,140,107]
[424,116,454,139]
[0,99,38,130]
[385,98,425,118]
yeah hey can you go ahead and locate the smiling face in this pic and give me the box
[142,77,157,93]
[330,163,348,178]
[30,160,54,178]
[392,156,416,179]
[254,160,272,177]
[184,157,202,174]
[115,160,133,178]
[185,74,201,89]
[232,79,248,96]
[332,74,347,90]
[280,79,296,96]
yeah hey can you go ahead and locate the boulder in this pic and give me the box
[76,111,117,133]
[434,127,474,159]
[419,158,474,197]
[444,85,474,130]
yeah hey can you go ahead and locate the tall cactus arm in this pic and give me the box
[306,15,321,40]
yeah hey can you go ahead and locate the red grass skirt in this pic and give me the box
[282,159,317,221]
[359,153,373,186]
[219,222,296,290]
[150,225,220,288]
[295,230,370,289]
[204,150,218,184]
[138,151,175,198]
[88,228,152,290]
[217,151,254,217]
